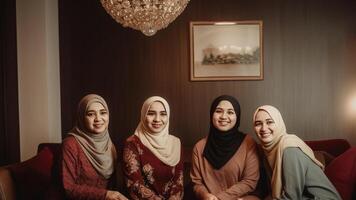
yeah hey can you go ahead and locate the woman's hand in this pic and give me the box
[105,190,128,200]
[204,193,219,200]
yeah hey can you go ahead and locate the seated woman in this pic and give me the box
[190,95,260,200]
[62,94,127,200]
[123,96,183,200]
[253,105,341,200]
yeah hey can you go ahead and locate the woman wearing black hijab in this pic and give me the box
[190,95,260,200]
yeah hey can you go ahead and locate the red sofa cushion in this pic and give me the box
[325,147,356,200]
[9,147,54,199]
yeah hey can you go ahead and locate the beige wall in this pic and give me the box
[16,0,61,161]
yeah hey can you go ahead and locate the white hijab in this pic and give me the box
[134,96,181,167]
[68,94,116,179]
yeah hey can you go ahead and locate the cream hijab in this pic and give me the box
[253,105,323,199]
[134,96,181,167]
[68,94,116,179]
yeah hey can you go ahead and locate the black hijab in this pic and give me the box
[203,95,246,169]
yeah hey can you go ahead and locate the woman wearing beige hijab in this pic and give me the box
[253,105,340,200]
[62,94,127,200]
[123,96,183,200]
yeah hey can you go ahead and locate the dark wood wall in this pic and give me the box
[0,0,20,164]
[59,0,356,147]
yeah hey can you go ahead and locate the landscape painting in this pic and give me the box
[190,21,263,81]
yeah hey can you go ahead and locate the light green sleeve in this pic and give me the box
[280,147,341,200]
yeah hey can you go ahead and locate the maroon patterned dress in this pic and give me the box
[123,135,184,200]
[62,136,113,200]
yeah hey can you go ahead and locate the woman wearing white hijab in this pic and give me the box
[253,105,340,200]
[62,94,127,200]
[123,96,183,200]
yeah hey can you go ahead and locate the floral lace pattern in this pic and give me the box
[123,135,184,200]
[123,148,139,175]
[143,164,155,184]
[177,171,183,187]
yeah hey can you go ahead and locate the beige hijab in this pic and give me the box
[134,96,181,167]
[253,105,324,199]
[68,94,116,179]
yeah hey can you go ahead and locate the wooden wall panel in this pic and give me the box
[0,0,20,164]
[59,0,356,147]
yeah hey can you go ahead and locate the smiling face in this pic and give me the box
[254,110,277,145]
[84,102,109,134]
[212,100,237,132]
[145,101,168,133]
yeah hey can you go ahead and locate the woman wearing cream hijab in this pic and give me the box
[62,94,127,200]
[253,105,340,200]
[123,96,183,200]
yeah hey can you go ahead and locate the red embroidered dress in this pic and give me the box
[123,135,184,200]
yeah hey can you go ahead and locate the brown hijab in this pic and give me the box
[253,105,323,199]
[68,94,116,179]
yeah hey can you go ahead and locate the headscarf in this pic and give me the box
[68,94,116,179]
[134,96,181,167]
[203,95,246,169]
[253,105,324,199]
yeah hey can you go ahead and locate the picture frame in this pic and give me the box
[190,21,263,81]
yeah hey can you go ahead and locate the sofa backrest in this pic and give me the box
[8,144,63,200]
[325,147,356,200]
[305,139,351,157]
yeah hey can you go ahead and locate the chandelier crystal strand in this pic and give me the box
[100,0,190,36]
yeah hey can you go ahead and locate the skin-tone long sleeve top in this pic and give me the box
[123,135,184,200]
[62,136,112,200]
[279,147,341,200]
[190,135,260,200]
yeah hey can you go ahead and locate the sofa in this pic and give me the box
[305,139,355,200]
[0,139,354,200]
[0,143,63,200]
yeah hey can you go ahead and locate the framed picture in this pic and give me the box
[190,21,263,81]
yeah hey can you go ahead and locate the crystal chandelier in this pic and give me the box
[100,0,190,36]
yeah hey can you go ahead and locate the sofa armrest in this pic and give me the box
[0,166,16,200]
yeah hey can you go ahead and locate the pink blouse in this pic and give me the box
[190,135,260,200]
